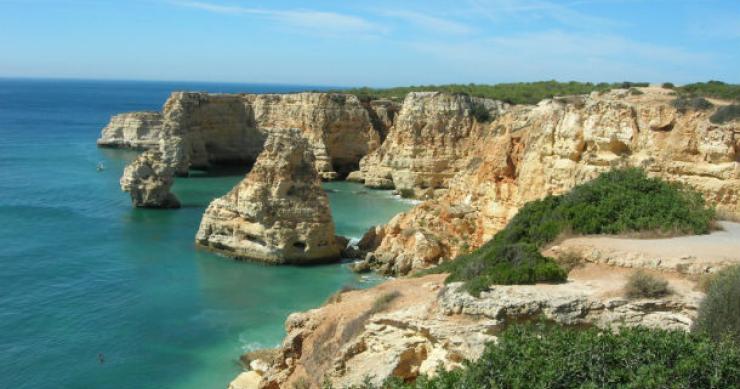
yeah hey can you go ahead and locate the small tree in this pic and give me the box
[693,265,740,343]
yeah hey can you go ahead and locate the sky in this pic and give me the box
[0,0,738,87]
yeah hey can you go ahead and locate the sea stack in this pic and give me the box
[120,150,181,208]
[195,129,343,264]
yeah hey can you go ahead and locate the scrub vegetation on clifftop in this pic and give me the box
[336,81,647,105]
[433,168,715,296]
[359,324,740,389]
[336,80,739,105]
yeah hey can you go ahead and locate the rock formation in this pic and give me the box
[104,92,386,207]
[195,129,343,264]
[246,258,708,388]
[119,150,180,208]
[356,88,740,275]
[353,92,508,196]
[97,111,163,149]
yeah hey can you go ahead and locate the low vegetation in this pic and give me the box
[624,270,671,299]
[370,291,401,314]
[677,80,740,101]
[671,96,714,112]
[362,324,740,388]
[710,104,740,124]
[693,265,740,344]
[334,80,739,107]
[431,168,714,295]
[335,81,647,105]
[554,250,585,274]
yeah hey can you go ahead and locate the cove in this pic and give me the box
[0,79,412,389]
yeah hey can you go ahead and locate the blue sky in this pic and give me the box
[0,0,738,86]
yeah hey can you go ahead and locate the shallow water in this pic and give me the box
[0,79,411,389]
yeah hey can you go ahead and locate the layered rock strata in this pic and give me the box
[357,88,740,275]
[195,129,342,264]
[353,92,508,195]
[97,111,163,149]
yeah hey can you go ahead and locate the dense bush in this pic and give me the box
[335,81,632,105]
[672,96,714,112]
[469,102,491,122]
[678,80,740,101]
[693,265,740,343]
[433,168,714,295]
[624,270,671,299]
[710,104,740,124]
[662,82,675,89]
[370,325,740,389]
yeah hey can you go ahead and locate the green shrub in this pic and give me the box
[662,82,675,89]
[620,81,650,88]
[469,102,491,122]
[710,104,740,124]
[629,87,644,95]
[433,168,714,295]
[693,265,740,343]
[555,250,584,274]
[625,270,671,299]
[370,291,401,314]
[678,80,740,101]
[672,96,714,112]
[371,324,740,388]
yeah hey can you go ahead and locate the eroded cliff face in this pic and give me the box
[358,88,740,275]
[195,129,343,264]
[97,111,163,149]
[353,92,508,196]
[119,150,180,208]
[111,92,384,207]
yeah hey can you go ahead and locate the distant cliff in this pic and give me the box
[100,92,395,207]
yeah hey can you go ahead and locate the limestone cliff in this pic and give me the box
[97,111,163,149]
[195,129,342,264]
[357,88,740,275]
[108,92,384,207]
[119,150,180,208]
[353,92,508,196]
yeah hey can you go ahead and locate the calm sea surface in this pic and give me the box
[0,79,411,388]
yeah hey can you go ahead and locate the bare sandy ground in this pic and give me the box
[554,221,740,265]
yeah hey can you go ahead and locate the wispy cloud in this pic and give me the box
[467,0,621,29]
[381,10,473,35]
[407,30,711,82]
[171,1,386,36]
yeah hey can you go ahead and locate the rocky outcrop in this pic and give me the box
[97,111,163,149]
[195,129,343,264]
[108,92,384,207]
[353,92,508,196]
[119,150,180,208]
[253,260,705,388]
[358,88,740,275]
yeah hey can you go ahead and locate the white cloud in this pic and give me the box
[171,1,386,36]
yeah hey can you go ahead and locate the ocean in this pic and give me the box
[0,79,411,388]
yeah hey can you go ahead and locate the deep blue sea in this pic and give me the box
[0,79,411,389]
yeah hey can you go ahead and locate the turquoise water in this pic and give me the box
[0,79,411,389]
